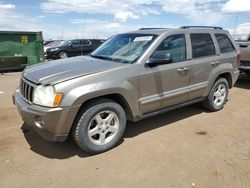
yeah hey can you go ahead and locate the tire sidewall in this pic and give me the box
[59,51,68,59]
[75,102,126,154]
[208,78,229,111]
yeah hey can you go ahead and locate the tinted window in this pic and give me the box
[152,34,186,63]
[71,40,80,45]
[91,39,105,44]
[215,34,235,53]
[81,40,90,45]
[190,33,216,58]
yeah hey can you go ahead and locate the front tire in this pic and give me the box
[58,51,68,59]
[72,98,126,154]
[202,78,229,112]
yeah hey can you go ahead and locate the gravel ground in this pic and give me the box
[0,72,250,188]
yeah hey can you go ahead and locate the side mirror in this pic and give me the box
[146,53,173,67]
[69,44,73,48]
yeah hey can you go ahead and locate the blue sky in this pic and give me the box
[1,0,250,40]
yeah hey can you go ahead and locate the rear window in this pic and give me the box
[190,33,216,58]
[215,34,235,53]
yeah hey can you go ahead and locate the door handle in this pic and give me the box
[211,61,220,65]
[239,44,248,48]
[177,67,189,72]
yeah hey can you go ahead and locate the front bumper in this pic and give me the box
[45,51,59,59]
[13,89,80,142]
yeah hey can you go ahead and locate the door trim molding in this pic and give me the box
[139,82,208,105]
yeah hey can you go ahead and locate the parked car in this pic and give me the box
[13,26,240,154]
[45,39,104,59]
[43,40,63,53]
[235,34,250,77]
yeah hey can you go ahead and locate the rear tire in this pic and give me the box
[59,51,68,59]
[72,98,126,154]
[202,78,229,112]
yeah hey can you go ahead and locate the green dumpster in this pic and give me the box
[0,31,44,72]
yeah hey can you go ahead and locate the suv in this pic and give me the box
[45,39,104,59]
[13,26,240,154]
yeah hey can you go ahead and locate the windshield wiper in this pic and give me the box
[90,54,132,64]
[90,55,114,61]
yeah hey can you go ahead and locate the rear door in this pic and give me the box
[79,40,92,55]
[188,33,218,100]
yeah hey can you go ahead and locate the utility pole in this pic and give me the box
[233,15,238,39]
[60,28,64,40]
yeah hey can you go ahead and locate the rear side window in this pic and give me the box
[81,40,91,45]
[190,33,216,58]
[215,34,235,53]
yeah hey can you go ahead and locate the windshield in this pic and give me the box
[58,40,77,46]
[91,34,157,64]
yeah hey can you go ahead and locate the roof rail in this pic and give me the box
[139,28,168,30]
[180,26,223,30]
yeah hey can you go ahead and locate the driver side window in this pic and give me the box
[152,34,187,63]
[71,40,80,45]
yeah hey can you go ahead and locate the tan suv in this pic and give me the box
[13,26,240,154]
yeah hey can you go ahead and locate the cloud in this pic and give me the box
[2,0,250,40]
[234,23,250,34]
[71,19,108,24]
[40,0,227,23]
[0,2,39,31]
[227,23,250,40]
[0,3,15,9]
[222,0,250,13]
[115,11,139,22]
[40,0,142,21]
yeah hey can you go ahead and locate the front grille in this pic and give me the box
[20,78,34,103]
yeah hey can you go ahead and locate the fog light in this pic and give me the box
[34,118,44,129]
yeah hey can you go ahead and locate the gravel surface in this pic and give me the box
[0,72,250,188]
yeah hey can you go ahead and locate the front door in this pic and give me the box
[139,34,191,115]
[68,39,82,57]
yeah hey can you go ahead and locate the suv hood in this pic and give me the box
[23,56,126,85]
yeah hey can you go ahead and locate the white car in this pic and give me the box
[235,34,250,77]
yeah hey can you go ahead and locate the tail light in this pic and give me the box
[236,54,241,67]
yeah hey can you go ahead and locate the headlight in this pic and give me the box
[50,48,59,51]
[33,85,63,107]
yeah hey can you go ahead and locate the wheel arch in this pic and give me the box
[74,93,135,122]
[216,72,233,88]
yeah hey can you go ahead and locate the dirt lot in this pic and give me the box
[0,72,250,188]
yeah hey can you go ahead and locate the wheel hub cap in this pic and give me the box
[213,84,226,107]
[88,110,119,145]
